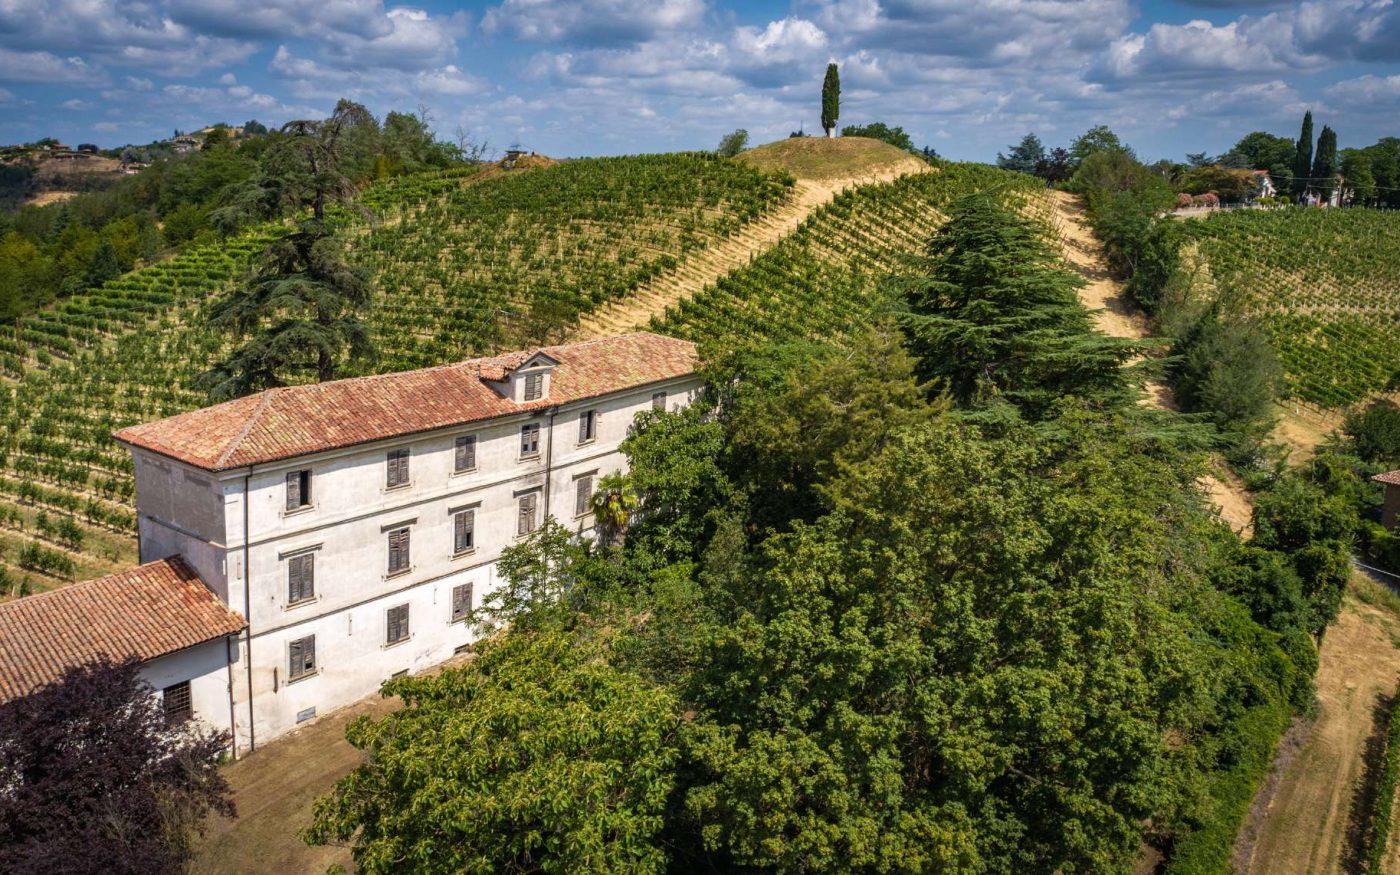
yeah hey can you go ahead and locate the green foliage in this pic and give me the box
[1070,125,1129,165]
[895,191,1138,417]
[996,132,1045,175]
[716,128,749,158]
[1292,110,1315,199]
[1222,130,1295,189]
[198,220,373,399]
[821,63,840,136]
[1311,125,1338,198]
[1364,685,1400,874]
[304,631,680,874]
[1344,400,1400,464]
[1172,313,1282,450]
[839,122,914,151]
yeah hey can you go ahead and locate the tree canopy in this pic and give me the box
[821,64,840,137]
[0,658,233,874]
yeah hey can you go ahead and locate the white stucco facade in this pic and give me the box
[128,369,702,751]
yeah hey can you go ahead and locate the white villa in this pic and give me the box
[0,332,702,755]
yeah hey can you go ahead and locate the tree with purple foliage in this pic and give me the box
[0,657,234,875]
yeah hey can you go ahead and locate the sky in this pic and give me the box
[1,0,1397,163]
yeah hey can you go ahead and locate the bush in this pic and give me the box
[716,129,749,158]
[1363,684,1400,874]
[1345,400,1400,464]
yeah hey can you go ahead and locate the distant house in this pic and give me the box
[170,136,200,154]
[1249,170,1275,201]
[1377,470,1400,530]
[77,143,99,154]
[502,148,529,169]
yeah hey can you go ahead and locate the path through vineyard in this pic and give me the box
[573,160,929,339]
[1048,191,1254,534]
[1236,578,1400,875]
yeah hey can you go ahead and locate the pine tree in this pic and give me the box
[1311,125,1338,200]
[996,133,1045,175]
[1291,110,1314,200]
[895,192,1140,418]
[197,220,374,401]
[820,63,840,138]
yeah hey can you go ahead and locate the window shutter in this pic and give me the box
[455,436,475,471]
[454,510,474,553]
[576,476,592,517]
[303,554,314,600]
[288,639,299,674]
[285,471,300,510]
[579,411,589,442]
[305,635,315,671]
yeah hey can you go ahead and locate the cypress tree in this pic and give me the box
[1311,125,1338,200]
[1291,110,1314,200]
[820,63,840,138]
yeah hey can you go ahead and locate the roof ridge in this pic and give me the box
[215,390,279,469]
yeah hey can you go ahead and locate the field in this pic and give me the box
[1184,207,1400,409]
[656,162,1041,347]
[0,147,1022,596]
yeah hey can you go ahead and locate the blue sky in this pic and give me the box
[1,0,1397,162]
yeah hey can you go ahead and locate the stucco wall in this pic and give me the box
[133,451,229,603]
[140,638,236,743]
[135,373,702,749]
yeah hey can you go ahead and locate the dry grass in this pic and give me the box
[737,136,927,181]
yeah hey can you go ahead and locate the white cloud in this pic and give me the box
[483,0,705,45]
[0,49,98,84]
[93,121,119,131]
[1324,73,1400,108]
[60,98,93,110]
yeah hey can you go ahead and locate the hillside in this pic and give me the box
[1182,208,1400,409]
[737,135,926,181]
[0,150,1020,595]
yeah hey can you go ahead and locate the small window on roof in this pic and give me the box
[524,372,545,401]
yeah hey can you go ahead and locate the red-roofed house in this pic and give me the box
[0,556,244,733]
[108,332,701,748]
[1377,470,1400,530]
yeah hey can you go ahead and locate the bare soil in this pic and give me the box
[1048,191,1255,535]
[1238,582,1400,875]
[191,694,399,874]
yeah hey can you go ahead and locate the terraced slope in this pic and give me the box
[1183,208,1400,408]
[0,154,793,593]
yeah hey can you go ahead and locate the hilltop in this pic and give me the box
[737,135,927,181]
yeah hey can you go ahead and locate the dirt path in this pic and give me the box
[192,654,470,873]
[1238,581,1400,875]
[573,161,928,339]
[191,694,400,874]
[1048,191,1254,535]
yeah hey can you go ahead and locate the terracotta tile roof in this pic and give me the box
[1375,470,1400,486]
[0,556,245,702]
[114,332,700,472]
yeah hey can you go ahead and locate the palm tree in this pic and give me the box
[589,473,637,549]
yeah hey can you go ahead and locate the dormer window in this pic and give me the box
[524,373,545,401]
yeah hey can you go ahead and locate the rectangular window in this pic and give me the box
[520,423,541,457]
[287,553,315,605]
[524,372,545,401]
[518,493,538,536]
[162,681,192,725]
[387,526,411,574]
[454,435,477,472]
[578,410,596,443]
[575,474,593,517]
[651,391,667,411]
[288,635,316,680]
[386,448,410,488]
[453,509,475,554]
[285,470,311,511]
[451,582,473,623]
[386,604,410,644]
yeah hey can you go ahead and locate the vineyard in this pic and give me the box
[356,153,794,369]
[1183,207,1400,408]
[655,163,1044,347]
[0,153,795,595]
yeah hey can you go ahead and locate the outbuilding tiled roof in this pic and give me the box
[114,332,700,472]
[0,556,245,703]
[1375,470,1400,486]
